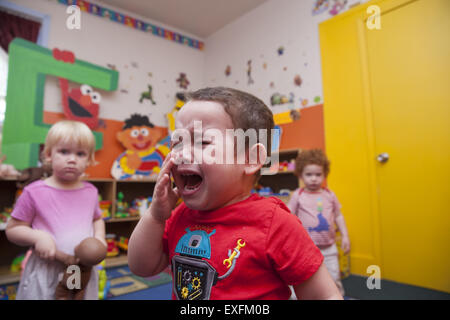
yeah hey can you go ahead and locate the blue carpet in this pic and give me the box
[105,266,172,300]
[107,282,172,300]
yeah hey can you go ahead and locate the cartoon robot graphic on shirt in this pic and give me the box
[172,228,246,300]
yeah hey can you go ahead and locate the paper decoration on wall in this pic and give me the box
[140,85,156,105]
[270,92,294,106]
[270,82,275,89]
[329,0,348,16]
[301,98,309,107]
[52,48,104,129]
[290,109,301,121]
[176,73,190,89]
[58,0,204,51]
[314,96,322,103]
[294,75,302,87]
[2,38,117,169]
[312,0,347,16]
[273,108,301,125]
[277,46,285,56]
[167,92,187,134]
[225,65,231,77]
[111,114,170,180]
[263,62,267,70]
[313,0,330,15]
[247,60,255,85]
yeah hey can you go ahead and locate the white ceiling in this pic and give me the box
[99,0,269,38]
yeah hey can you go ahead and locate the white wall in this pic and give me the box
[5,0,370,126]
[204,0,368,114]
[6,0,206,127]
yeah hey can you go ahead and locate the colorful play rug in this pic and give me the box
[106,266,172,298]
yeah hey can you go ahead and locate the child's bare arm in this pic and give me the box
[293,263,343,300]
[6,217,57,260]
[128,154,180,277]
[93,218,107,247]
[335,214,350,254]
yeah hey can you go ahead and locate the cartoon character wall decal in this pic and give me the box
[139,84,157,105]
[53,48,104,129]
[111,114,170,180]
[247,60,254,85]
[176,73,190,89]
[167,92,186,134]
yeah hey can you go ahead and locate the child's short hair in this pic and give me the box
[186,87,274,180]
[43,120,96,164]
[294,149,330,177]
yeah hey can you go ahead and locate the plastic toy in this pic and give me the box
[106,234,119,257]
[99,199,112,220]
[10,253,25,273]
[0,208,12,231]
[116,236,129,251]
[96,260,110,300]
[115,192,130,218]
[55,237,107,300]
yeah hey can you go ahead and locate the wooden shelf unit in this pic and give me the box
[259,149,300,195]
[0,178,156,285]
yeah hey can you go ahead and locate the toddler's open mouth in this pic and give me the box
[173,167,204,195]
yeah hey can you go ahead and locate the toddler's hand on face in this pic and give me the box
[34,231,57,261]
[150,153,180,223]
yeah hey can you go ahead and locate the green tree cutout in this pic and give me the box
[2,38,118,169]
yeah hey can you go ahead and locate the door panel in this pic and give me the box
[320,0,450,292]
[366,0,450,291]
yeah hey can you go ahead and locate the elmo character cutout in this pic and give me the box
[53,48,103,129]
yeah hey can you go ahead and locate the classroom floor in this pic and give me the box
[104,267,450,300]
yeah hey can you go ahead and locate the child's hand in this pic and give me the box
[341,235,351,255]
[55,250,79,266]
[34,231,57,261]
[151,153,180,223]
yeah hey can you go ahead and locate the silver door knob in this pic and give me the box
[377,152,389,163]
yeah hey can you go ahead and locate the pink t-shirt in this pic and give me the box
[12,180,102,255]
[287,188,342,247]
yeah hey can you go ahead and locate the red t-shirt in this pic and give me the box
[163,194,323,300]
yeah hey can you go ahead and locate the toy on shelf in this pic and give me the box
[10,253,25,273]
[99,199,112,220]
[106,234,119,257]
[115,192,130,219]
[278,161,290,172]
[252,184,291,198]
[130,196,152,217]
[287,160,296,172]
[116,236,129,252]
[0,207,12,231]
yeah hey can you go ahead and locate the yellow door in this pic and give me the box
[367,0,450,292]
[320,0,450,292]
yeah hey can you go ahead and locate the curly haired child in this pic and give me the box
[288,149,350,296]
